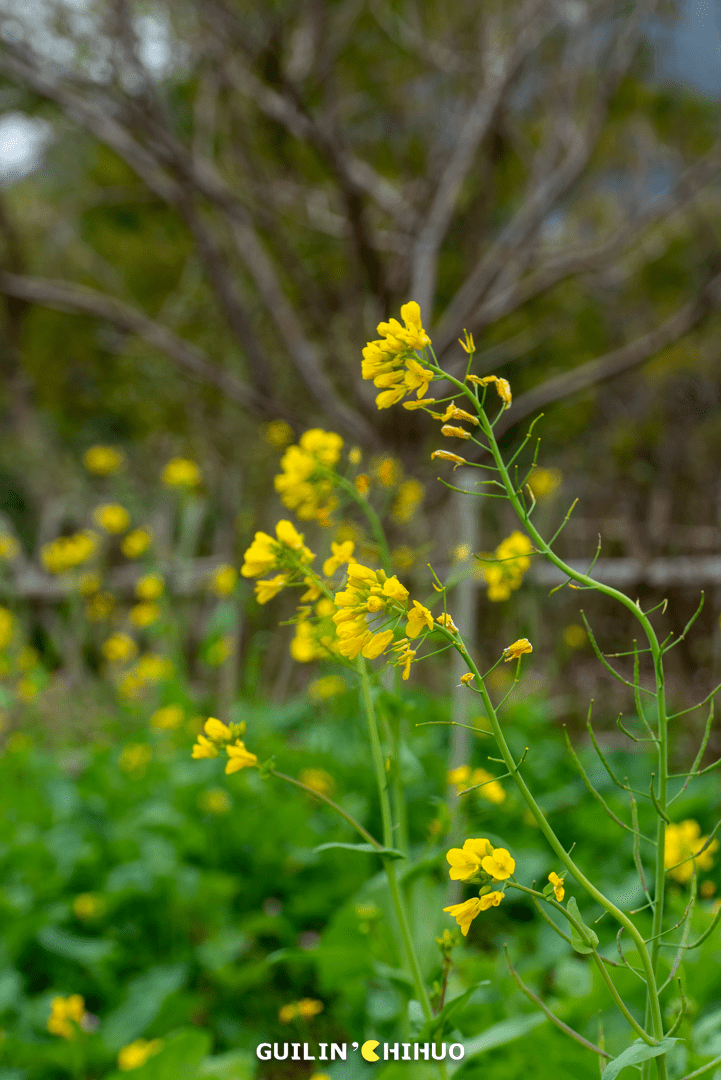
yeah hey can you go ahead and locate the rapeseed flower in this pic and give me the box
[548,871,565,901]
[162,457,201,488]
[210,564,238,595]
[93,503,130,533]
[503,638,533,662]
[102,632,137,663]
[41,531,98,574]
[362,302,434,409]
[0,534,20,559]
[665,820,719,884]
[130,602,160,627]
[274,429,343,520]
[135,574,164,600]
[47,995,89,1039]
[0,608,13,650]
[118,1038,163,1070]
[467,373,512,409]
[477,531,533,602]
[121,527,152,558]
[84,445,124,475]
[442,897,483,937]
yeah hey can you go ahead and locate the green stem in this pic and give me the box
[269,770,384,850]
[334,474,394,575]
[359,662,449,1078]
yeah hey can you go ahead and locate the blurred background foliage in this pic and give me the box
[0,0,719,1076]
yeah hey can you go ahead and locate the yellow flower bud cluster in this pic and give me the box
[41,531,98,574]
[664,819,719,884]
[477,531,533,602]
[362,302,434,410]
[443,837,516,936]
[278,999,324,1024]
[47,995,89,1039]
[241,520,316,605]
[118,1038,164,1071]
[191,717,258,775]
[274,429,343,521]
[467,373,512,410]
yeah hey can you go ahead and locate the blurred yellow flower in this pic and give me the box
[527,467,562,500]
[274,429,343,520]
[478,531,533,602]
[471,767,506,805]
[84,445,124,475]
[17,646,39,672]
[47,995,88,1039]
[563,624,586,648]
[210,564,238,596]
[374,457,400,487]
[118,1038,163,1071]
[41,532,98,574]
[348,446,362,465]
[135,654,174,682]
[225,741,258,774]
[161,457,201,488]
[130,602,160,627]
[264,419,294,448]
[0,534,20,560]
[308,675,346,701]
[16,677,38,702]
[150,705,184,730]
[297,998,324,1020]
[73,893,105,920]
[391,545,415,570]
[198,788,232,814]
[119,744,151,773]
[93,504,130,534]
[0,608,13,650]
[135,574,164,600]
[121,528,152,558]
[79,572,101,596]
[299,768,335,797]
[206,637,232,666]
[102,633,137,663]
[665,820,719,884]
[354,473,371,496]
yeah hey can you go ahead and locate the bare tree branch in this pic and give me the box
[0,271,291,420]
[492,268,721,438]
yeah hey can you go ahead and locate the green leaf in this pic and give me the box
[416,982,491,1042]
[601,1038,679,1079]
[312,842,405,859]
[104,1029,212,1080]
[101,964,189,1051]
[567,896,599,954]
[449,1014,547,1074]
[36,926,115,966]
[199,1050,255,1079]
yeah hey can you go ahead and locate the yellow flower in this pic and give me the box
[478,891,504,910]
[446,838,491,881]
[374,457,400,487]
[274,429,343,519]
[548,872,565,902]
[0,608,13,650]
[665,820,719,884]
[393,639,416,680]
[528,466,562,500]
[441,402,479,426]
[73,893,104,920]
[255,574,289,605]
[47,995,88,1039]
[436,613,458,633]
[118,1038,163,1071]
[430,450,467,469]
[135,574,164,600]
[134,654,173,681]
[264,419,294,448]
[161,457,201,488]
[210,564,238,596]
[119,744,151,773]
[225,741,258,773]
[471,767,506,805]
[0,534,20,559]
[391,479,424,524]
[300,768,335,797]
[323,541,356,576]
[468,374,512,409]
[440,424,472,440]
[121,528,152,558]
[447,765,471,789]
[242,520,314,581]
[198,788,232,815]
[102,633,137,663]
[564,623,586,648]
[354,473,371,496]
[443,897,483,936]
[406,601,433,639]
[41,532,98,573]
[459,330,475,354]
[191,734,219,760]
[503,638,533,661]
[308,675,346,701]
[481,848,515,880]
[402,397,437,410]
[204,717,232,741]
[79,572,101,595]
[297,998,324,1020]
[93,503,130,534]
[279,1004,298,1024]
[84,445,124,475]
[150,705,184,730]
[362,303,433,408]
[130,602,160,627]
[460,672,475,686]
[362,629,395,659]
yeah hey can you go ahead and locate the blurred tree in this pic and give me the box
[0,0,719,453]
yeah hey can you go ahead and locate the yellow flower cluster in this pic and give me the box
[467,373,512,410]
[241,520,315,605]
[210,564,238,596]
[102,632,137,663]
[0,534,20,559]
[447,765,506,804]
[191,717,258,775]
[274,429,343,521]
[362,302,434,410]
[121,527,152,558]
[118,1038,164,1071]
[290,598,338,663]
[332,564,432,675]
[47,995,88,1039]
[41,531,98,574]
[664,819,719,884]
[117,654,174,699]
[151,704,184,730]
[477,531,533,602]
[391,479,425,524]
[443,837,516,936]
[278,999,324,1024]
